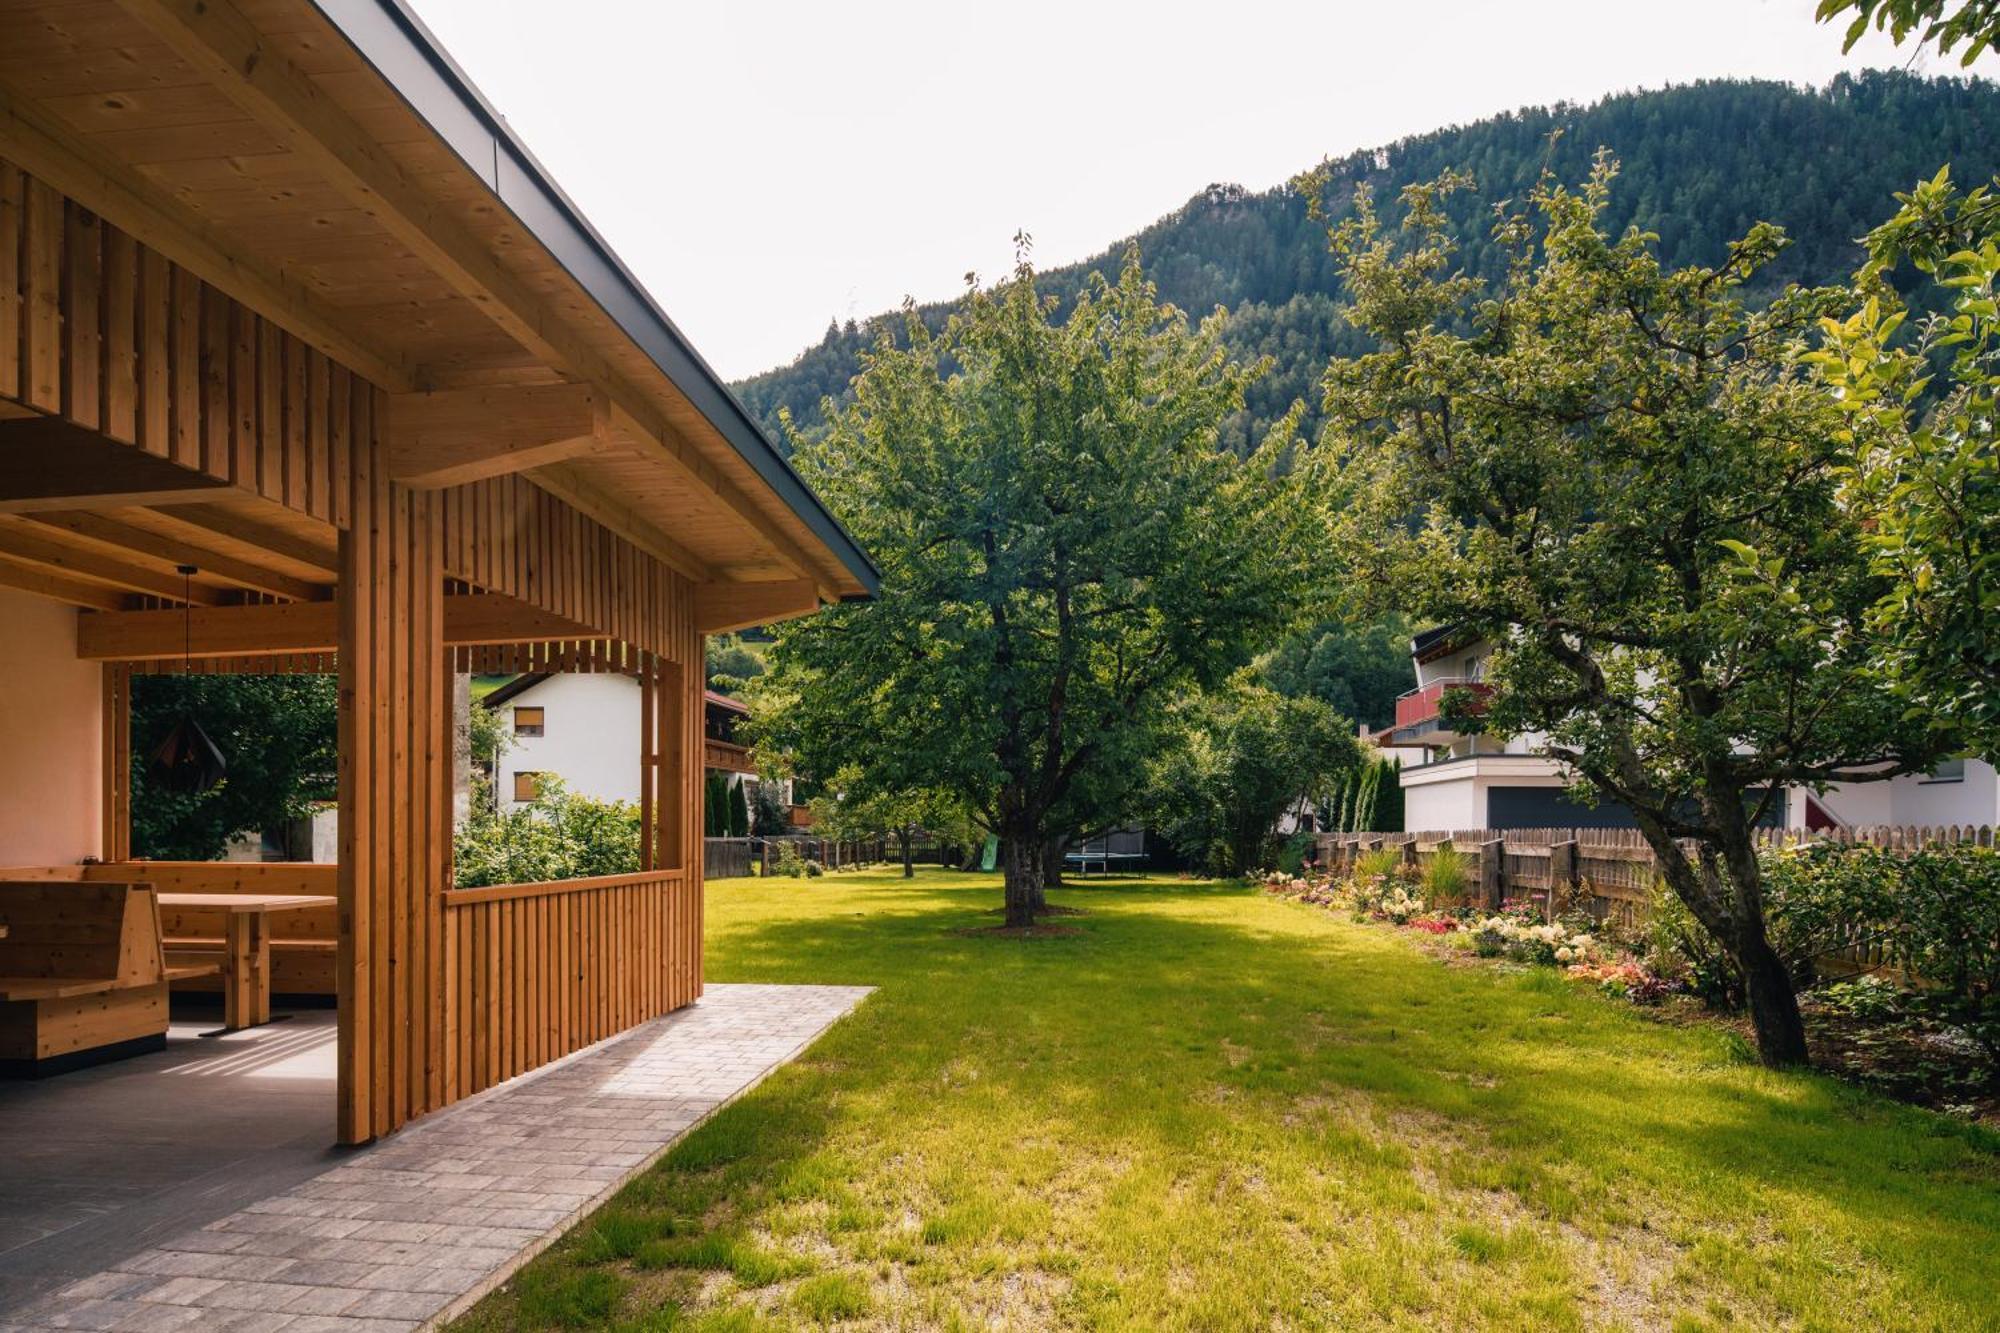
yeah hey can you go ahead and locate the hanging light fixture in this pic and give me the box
[147,565,227,795]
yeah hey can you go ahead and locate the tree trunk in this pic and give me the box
[1042,836,1065,892]
[1000,831,1042,928]
[1736,927,1809,1066]
[1715,822,1809,1067]
[1635,812,1809,1068]
[899,828,915,879]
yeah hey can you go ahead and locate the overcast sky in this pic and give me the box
[402,0,1925,382]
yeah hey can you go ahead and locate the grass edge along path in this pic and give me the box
[454,869,2000,1332]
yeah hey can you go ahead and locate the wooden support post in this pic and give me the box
[1480,838,1505,910]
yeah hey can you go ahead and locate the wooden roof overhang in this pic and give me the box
[0,0,874,641]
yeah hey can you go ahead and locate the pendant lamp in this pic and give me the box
[147,565,227,795]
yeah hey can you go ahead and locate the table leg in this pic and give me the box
[223,912,271,1030]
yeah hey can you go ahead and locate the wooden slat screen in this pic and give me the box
[440,869,697,1098]
[0,156,351,525]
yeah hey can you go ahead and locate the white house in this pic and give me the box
[1388,628,1995,831]
[485,674,765,810]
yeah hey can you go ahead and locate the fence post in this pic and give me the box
[1479,838,1504,910]
[1549,839,1577,900]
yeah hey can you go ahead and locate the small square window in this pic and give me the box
[512,770,544,802]
[513,706,544,737]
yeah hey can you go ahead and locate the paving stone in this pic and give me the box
[4,984,870,1333]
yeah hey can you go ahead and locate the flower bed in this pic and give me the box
[1262,853,2000,1123]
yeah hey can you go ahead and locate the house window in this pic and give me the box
[512,770,545,802]
[1921,758,1966,785]
[513,706,544,737]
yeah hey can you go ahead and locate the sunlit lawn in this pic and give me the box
[456,869,1999,1331]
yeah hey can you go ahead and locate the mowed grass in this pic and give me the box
[455,870,1999,1331]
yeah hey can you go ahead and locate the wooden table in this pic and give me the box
[157,893,336,1031]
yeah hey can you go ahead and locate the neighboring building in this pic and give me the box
[1792,759,2000,831]
[485,673,774,810]
[1385,627,1606,830]
[1388,628,1991,832]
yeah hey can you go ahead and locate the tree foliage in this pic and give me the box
[130,674,337,861]
[749,253,1322,923]
[1145,678,1360,877]
[1818,0,2000,63]
[1258,615,1412,730]
[1811,168,2000,759]
[1319,157,1952,1067]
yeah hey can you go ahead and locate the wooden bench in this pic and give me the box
[0,881,221,1075]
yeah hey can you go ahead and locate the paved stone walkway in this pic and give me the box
[0,983,872,1332]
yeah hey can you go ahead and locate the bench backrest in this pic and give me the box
[0,881,164,985]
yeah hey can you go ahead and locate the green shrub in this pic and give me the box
[1647,880,1742,1010]
[1422,845,1468,904]
[1762,842,2000,1054]
[453,775,640,888]
[773,842,806,878]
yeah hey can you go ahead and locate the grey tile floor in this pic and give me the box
[0,983,871,1332]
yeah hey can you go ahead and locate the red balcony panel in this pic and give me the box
[1393,679,1494,730]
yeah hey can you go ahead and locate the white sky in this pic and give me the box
[402,0,1926,382]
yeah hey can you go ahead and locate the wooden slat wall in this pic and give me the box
[440,869,698,1100]
[336,385,448,1143]
[0,156,349,525]
[439,473,692,662]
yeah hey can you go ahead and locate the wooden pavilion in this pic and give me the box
[0,0,874,1142]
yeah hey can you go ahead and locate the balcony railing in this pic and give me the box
[1394,678,1494,731]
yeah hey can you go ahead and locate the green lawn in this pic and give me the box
[456,870,1999,1331]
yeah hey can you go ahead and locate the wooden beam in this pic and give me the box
[0,415,233,513]
[155,504,338,577]
[386,382,606,489]
[694,578,819,635]
[0,517,222,603]
[76,593,601,660]
[21,511,329,602]
[0,85,414,393]
[112,0,842,590]
[0,552,125,611]
[528,462,713,583]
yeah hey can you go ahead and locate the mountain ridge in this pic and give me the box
[733,70,2000,453]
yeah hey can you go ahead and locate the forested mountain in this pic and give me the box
[735,72,2000,453]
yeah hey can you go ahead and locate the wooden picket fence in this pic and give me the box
[704,837,755,880]
[1317,824,1997,933]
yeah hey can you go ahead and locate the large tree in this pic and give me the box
[1317,159,1953,1065]
[751,253,1321,925]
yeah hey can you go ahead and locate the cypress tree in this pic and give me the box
[1373,758,1406,833]
[728,778,750,837]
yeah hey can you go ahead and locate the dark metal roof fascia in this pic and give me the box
[308,0,880,596]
